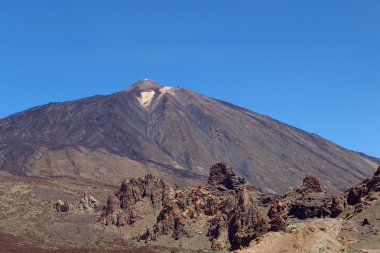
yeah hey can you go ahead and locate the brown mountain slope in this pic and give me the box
[0,79,378,193]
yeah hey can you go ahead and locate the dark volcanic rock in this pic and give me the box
[208,163,245,190]
[172,217,188,240]
[266,167,380,223]
[375,166,380,176]
[283,176,333,219]
[346,166,380,205]
[288,193,332,219]
[347,185,366,205]
[267,175,338,226]
[330,195,347,218]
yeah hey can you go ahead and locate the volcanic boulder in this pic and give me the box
[268,197,289,231]
[208,163,246,190]
[330,195,347,218]
[298,175,323,194]
[54,200,71,212]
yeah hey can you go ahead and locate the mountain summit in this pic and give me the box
[124,79,178,109]
[0,81,378,193]
[123,79,161,92]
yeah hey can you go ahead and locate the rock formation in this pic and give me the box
[301,175,323,193]
[268,197,289,231]
[77,192,98,212]
[54,200,71,212]
[268,174,332,223]
[100,174,169,227]
[54,192,98,213]
[330,165,380,218]
[330,195,347,218]
[97,164,380,250]
[100,163,269,250]
[228,188,269,249]
[347,166,380,205]
[208,163,246,190]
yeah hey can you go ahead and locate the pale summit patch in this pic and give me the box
[159,86,175,95]
[137,90,156,108]
[137,86,176,109]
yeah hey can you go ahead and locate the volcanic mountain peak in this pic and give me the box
[124,79,160,92]
[0,80,379,194]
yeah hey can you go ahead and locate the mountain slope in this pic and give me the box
[0,80,378,193]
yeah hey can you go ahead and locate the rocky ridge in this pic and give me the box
[268,166,380,232]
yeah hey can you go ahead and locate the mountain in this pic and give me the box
[0,79,378,193]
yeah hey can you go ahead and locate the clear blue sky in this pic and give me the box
[1,0,379,158]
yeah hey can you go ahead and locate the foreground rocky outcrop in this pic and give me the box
[97,164,380,251]
[100,163,269,250]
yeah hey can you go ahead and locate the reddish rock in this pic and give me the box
[117,174,169,210]
[100,174,170,227]
[228,188,269,249]
[98,163,276,250]
[172,217,188,240]
[153,204,178,236]
[267,175,335,223]
[288,195,332,219]
[208,163,245,190]
[100,195,122,226]
[346,167,380,205]
[330,195,347,218]
[302,175,323,193]
[268,197,289,231]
